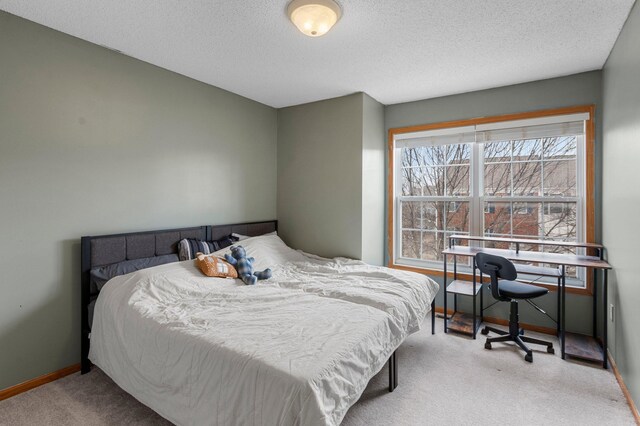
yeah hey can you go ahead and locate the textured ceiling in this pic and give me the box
[0,0,635,108]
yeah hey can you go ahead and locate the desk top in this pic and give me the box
[442,246,612,269]
[448,234,603,250]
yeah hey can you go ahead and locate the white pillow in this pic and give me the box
[213,233,305,270]
[232,231,277,241]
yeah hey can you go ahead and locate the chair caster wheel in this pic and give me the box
[547,346,555,354]
[481,328,489,335]
[484,342,492,350]
[519,328,525,335]
[525,353,533,363]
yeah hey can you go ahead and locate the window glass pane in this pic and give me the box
[517,242,543,252]
[513,139,542,161]
[400,201,469,262]
[444,232,470,266]
[421,166,445,196]
[543,160,576,197]
[401,147,450,196]
[542,202,576,240]
[401,166,422,196]
[430,146,448,166]
[422,201,442,230]
[512,162,542,196]
[401,166,445,196]
[401,146,438,167]
[541,245,579,278]
[544,136,577,160]
[421,231,443,262]
[401,145,447,166]
[484,141,511,163]
[512,202,542,237]
[484,163,511,196]
[402,145,470,197]
[446,165,470,196]
[484,202,511,236]
[446,144,471,165]
[446,201,469,233]
[401,201,423,229]
[401,201,443,231]
[484,239,512,250]
[401,230,421,259]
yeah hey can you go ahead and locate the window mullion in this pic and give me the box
[471,141,482,238]
[509,142,514,238]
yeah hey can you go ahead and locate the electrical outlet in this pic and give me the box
[610,304,615,322]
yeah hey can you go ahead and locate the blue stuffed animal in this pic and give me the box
[224,245,272,285]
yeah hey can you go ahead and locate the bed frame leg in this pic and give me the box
[81,325,91,374]
[388,351,397,392]
[431,299,436,334]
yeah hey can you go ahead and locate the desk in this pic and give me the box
[449,235,604,256]
[442,242,612,368]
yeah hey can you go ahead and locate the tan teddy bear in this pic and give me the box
[195,253,238,279]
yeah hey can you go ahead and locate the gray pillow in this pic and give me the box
[90,254,179,292]
[178,235,239,261]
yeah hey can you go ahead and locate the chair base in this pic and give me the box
[482,301,554,363]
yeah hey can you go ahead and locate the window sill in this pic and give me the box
[388,261,593,296]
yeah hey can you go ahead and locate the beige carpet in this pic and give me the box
[0,318,635,425]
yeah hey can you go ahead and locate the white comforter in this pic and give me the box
[89,235,438,426]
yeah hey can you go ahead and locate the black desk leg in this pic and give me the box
[593,268,598,339]
[472,258,477,340]
[444,254,448,334]
[603,269,608,369]
[557,276,561,336]
[561,265,566,360]
[454,256,458,313]
[480,270,484,321]
[454,255,457,280]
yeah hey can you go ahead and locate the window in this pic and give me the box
[389,106,595,290]
[399,140,472,263]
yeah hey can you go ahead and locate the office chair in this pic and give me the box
[475,253,554,363]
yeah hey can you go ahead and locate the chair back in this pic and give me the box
[475,253,517,300]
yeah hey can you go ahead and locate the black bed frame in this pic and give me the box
[80,219,403,393]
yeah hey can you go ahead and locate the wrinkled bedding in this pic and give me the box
[89,235,438,426]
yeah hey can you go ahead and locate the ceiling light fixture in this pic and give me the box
[287,0,342,37]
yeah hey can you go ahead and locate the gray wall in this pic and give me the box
[0,6,627,397]
[361,94,385,266]
[0,11,277,390]
[385,71,603,333]
[603,0,640,409]
[277,92,385,265]
[277,93,364,259]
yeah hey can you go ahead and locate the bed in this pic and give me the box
[81,221,438,426]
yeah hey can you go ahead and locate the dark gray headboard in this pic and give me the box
[85,226,207,269]
[210,221,277,240]
[80,220,277,374]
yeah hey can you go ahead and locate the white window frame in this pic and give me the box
[392,113,589,288]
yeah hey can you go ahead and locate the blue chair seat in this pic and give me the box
[498,280,548,299]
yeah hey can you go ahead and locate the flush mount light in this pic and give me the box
[287,0,342,37]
